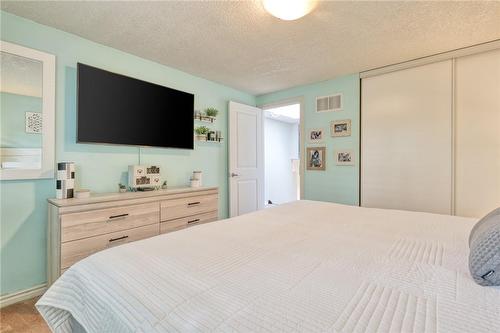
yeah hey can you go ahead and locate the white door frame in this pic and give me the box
[259,97,305,200]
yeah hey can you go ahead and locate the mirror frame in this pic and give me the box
[0,41,55,180]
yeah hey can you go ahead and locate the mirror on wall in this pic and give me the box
[0,41,55,180]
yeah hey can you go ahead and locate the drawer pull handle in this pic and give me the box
[109,235,129,243]
[108,213,129,221]
[187,202,201,207]
[187,219,200,224]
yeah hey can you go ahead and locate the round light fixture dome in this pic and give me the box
[263,0,317,21]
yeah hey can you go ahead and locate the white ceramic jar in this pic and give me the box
[192,171,202,186]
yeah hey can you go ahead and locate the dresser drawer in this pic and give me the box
[160,210,218,234]
[160,194,218,221]
[61,202,159,242]
[61,223,159,269]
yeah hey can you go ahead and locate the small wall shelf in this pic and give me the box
[195,138,224,143]
[194,115,216,123]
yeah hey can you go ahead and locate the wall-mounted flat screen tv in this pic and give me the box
[77,63,194,149]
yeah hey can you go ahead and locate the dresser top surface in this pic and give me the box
[48,186,218,207]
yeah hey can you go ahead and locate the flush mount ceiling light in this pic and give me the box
[262,0,317,21]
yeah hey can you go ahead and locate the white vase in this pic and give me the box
[192,171,202,186]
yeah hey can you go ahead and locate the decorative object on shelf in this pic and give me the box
[161,181,168,189]
[56,162,75,199]
[203,130,223,143]
[308,128,324,143]
[75,189,91,199]
[330,119,351,137]
[204,107,219,118]
[128,165,161,189]
[306,147,326,171]
[192,171,203,186]
[118,183,127,193]
[25,111,43,134]
[194,111,214,123]
[194,107,219,123]
[335,150,355,166]
[193,107,223,142]
[194,126,210,141]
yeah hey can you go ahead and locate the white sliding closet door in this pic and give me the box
[361,60,453,214]
[455,49,500,218]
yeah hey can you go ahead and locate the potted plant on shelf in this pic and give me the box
[194,126,210,141]
[204,107,219,119]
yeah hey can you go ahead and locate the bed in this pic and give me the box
[37,200,500,332]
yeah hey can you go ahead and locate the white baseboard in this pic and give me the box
[0,284,47,308]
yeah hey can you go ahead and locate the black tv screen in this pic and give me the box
[77,63,194,149]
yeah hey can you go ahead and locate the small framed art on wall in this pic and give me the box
[306,147,326,171]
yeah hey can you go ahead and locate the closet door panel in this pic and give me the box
[455,49,500,218]
[361,60,452,214]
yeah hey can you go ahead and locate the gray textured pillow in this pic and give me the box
[469,207,500,286]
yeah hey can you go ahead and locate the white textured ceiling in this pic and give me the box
[2,1,499,95]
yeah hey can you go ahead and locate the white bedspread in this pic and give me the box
[37,201,500,332]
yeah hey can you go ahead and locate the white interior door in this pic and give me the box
[229,101,264,217]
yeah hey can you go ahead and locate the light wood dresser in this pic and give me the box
[47,186,218,285]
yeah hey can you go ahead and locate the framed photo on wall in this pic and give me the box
[307,128,324,143]
[306,147,326,170]
[335,150,355,166]
[331,119,351,137]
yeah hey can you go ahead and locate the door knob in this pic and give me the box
[230,173,239,177]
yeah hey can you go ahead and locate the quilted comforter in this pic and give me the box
[37,200,500,332]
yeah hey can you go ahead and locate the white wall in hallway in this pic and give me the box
[264,117,299,204]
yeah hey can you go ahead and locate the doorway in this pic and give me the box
[262,100,303,207]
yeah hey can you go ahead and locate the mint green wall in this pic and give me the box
[0,11,361,297]
[257,74,360,205]
[1,92,42,148]
[0,11,255,296]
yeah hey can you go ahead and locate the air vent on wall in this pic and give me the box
[316,93,342,112]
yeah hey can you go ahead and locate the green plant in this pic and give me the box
[195,126,210,135]
[118,183,127,189]
[204,107,219,117]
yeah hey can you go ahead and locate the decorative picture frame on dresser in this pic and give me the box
[47,186,219,285]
